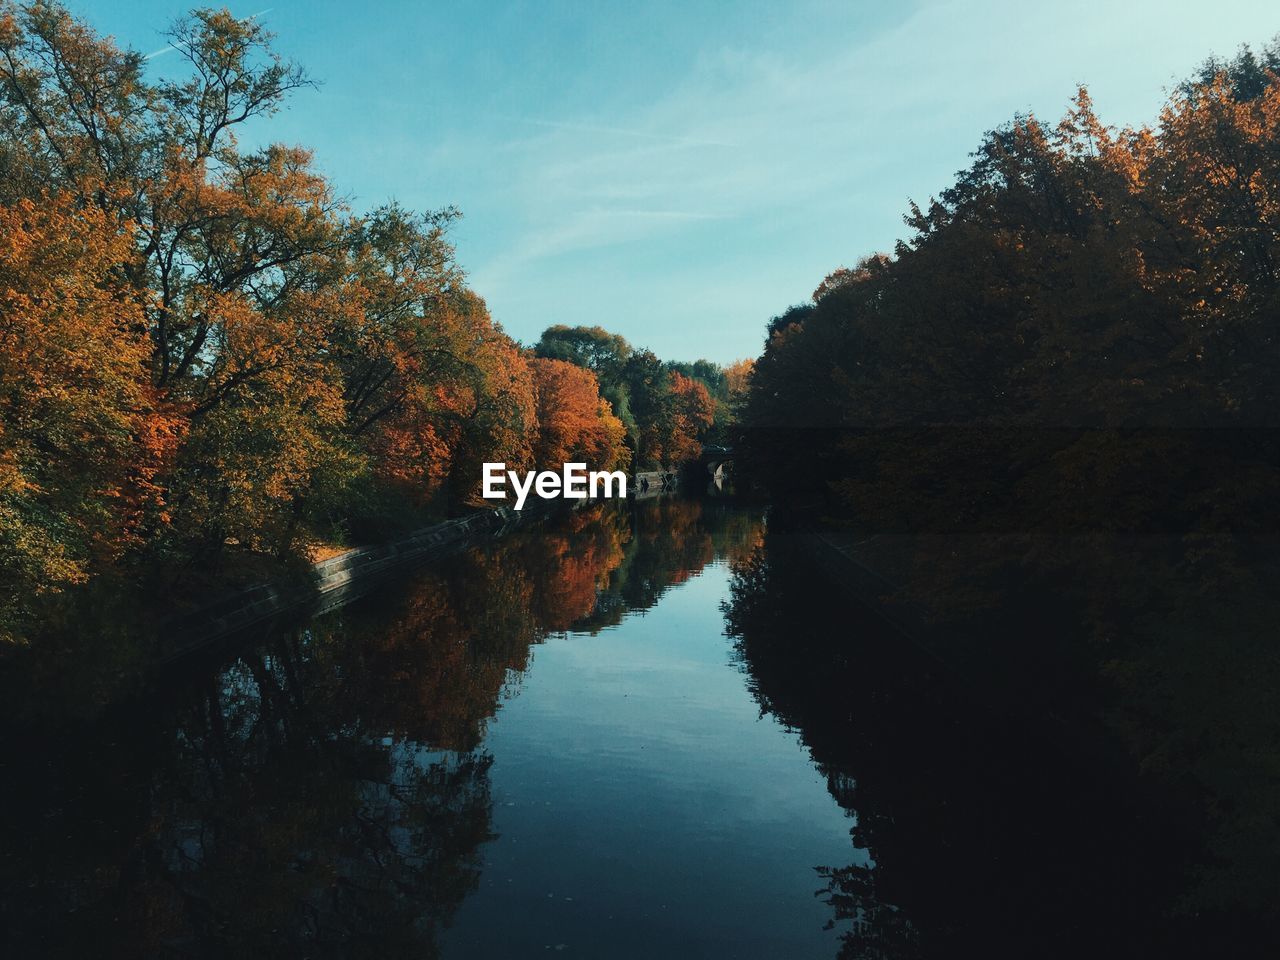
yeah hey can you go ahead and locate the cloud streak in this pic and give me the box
[517,117,736,150]
[458,0,1279,363]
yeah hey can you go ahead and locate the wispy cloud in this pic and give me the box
[476,207,730,280]
[350,0,1279,361]
[517,117,736,150]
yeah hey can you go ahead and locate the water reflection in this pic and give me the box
[0,498,764,957]
[6,498,1272,958]
[722,528,1269,959]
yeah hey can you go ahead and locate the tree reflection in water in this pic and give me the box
[0,497,762,958]
[723,529,1220,960]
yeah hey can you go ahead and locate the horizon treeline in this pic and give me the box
[534,324,752,461]
[739,39,1280,620]
[0,2,743,643]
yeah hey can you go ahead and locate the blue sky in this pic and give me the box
[78,1,1279,364]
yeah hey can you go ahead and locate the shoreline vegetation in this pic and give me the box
[0,3,749,649]
[159,496,583,669]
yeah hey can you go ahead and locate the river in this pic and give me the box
[0,495,1230,957]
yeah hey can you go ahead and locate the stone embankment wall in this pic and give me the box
[160,476,679,664]
[159,507,526,663]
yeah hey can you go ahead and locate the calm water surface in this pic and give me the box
[441,558,854,958]
[1,499,860,958]
[0,496,1219,957]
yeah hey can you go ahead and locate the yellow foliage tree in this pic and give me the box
[0,194,172,640]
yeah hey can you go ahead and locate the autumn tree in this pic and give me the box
[0,3,564,635]
[529,357,629,472]
[535,325,734,465]
[723,358,753,413]
[660,372,715,463]
[536,325,637,447]
[0,3,356,560]
[610,346,718,468]
[0,194,173,641]
[737,55,1280,919]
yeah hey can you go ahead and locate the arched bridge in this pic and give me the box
[697,445,734,482]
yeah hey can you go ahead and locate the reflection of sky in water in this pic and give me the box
[443,560,859,958]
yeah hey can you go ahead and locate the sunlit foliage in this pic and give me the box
[0,194,175,640]
[530,357,630,473]
[0,2,635,640]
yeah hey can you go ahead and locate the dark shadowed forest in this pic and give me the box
[735,40,1280,952]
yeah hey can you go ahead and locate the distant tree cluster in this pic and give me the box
[0,3,642,641]
[534,324,752,466]
[739,42,1280,620]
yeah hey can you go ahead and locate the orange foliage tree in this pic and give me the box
[664,372,715,463]
[530,357,629,472]
[637,371,715,465]
[0,194,176,639]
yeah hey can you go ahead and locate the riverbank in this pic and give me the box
[157,507,526,665]
[156,470,698,666]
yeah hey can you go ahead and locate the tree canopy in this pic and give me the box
[739,52,1280,623]
[535,324,746,466]
[0,2,634,642]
